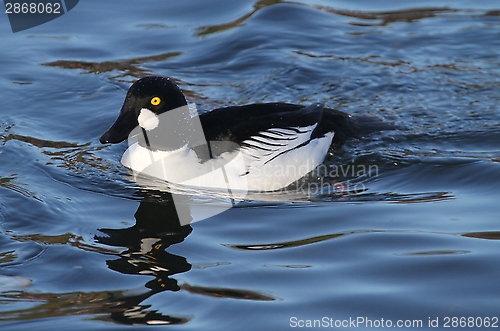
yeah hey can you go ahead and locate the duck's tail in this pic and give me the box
[352,115,401,136]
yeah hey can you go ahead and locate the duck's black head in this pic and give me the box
[100,76,187,144]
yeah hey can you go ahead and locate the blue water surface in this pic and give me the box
[0,1,500,330]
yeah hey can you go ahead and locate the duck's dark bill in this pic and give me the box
[100,110,137,144]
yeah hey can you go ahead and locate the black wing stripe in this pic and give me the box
[248,136,289,146]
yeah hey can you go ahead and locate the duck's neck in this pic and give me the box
[138,105,203,152]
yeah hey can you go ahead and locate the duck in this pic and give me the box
[100,76,391,192]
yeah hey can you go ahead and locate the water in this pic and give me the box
[1,1,500,330]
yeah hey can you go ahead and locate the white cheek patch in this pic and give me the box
[138,108,159,131]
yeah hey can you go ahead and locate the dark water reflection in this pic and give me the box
[96,196,193,325]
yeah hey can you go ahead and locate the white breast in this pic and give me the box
[122,142,249,195]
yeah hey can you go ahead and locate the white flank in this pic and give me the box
[242,131,335,191]
[122,130,335,192]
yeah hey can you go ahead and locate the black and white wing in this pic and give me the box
[235,103,326,171]
[240,124,317,168]
[197,102,330,161]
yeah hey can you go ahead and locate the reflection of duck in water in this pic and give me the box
[100,76,393,192]
[95,192,274,326]
[98,196,192,288]
[95,193,192,325]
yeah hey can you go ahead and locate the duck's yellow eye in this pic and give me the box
[151,97,161,106]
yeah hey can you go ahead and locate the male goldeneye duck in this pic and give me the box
[100,76,388,192]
